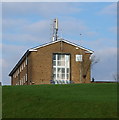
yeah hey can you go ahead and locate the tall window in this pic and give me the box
[53,54,70,82]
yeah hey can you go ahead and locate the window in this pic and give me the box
[16,70,18,77]
[22,64,23,70]
[20,80,21,85]
[14,72,16,78]
[20,66,21,72]
[26,59,27,65]
[26,74,27,81]
[24,76,25,83]
[18,69,19,74]
[52,54,70,82]
[24,62,25,67]
[76,55,82,62]
[21,78,23,85]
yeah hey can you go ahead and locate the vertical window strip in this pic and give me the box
[26,74,27,82]
[26,58,27,65]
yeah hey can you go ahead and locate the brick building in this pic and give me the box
[9,39,93,85]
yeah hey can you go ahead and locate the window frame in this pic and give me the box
[52,53,71,82]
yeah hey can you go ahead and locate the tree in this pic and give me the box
[81,54,99,83]
[113,73,119,82]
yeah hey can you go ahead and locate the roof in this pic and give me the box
[29,39,94,53]
[9,50,30,76]
[9,39,94,76]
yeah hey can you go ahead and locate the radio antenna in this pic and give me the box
[52,18,58,41]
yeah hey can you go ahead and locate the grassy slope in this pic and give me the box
[2,83,117,118]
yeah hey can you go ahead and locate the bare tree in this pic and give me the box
[81,54,99,83]
[113,73,119,82]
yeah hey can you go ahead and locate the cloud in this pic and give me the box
[99,3,117,15]
[2,18,29,32]
[2,19,52,45]
[81,38,117,51]
[2,2,81,18]
[92,47,117,80]
[60,17,88,36]
[2,44,29,85]
[108,26,117,34]
[3,17,95,46]
[86,31,99,37]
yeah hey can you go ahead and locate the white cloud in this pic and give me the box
[3,17,93,46]
[109,26,117,34]
[92,47,117,80]
[81,38,117,51]
[86,31,99,37]
[2,18,30,31]
[2,44,29,85]
[2,2,81,18]
[99,3,117,15]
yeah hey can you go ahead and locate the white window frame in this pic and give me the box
[76,54,83,62]
[53,54,70,81]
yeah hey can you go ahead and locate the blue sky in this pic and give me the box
[1,2,117,85]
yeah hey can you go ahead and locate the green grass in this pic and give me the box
[2,83,117,118]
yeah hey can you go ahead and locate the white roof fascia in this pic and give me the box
[29,49,38,52]
[29,40,59,50]
[30,39,94,54]
[62,40,94,53]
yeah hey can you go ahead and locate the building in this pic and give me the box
[9,19,94,85]
[9,39,94,85]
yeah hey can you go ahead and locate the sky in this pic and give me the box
[1,2,117,85]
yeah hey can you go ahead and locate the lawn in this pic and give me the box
[2,83,117,118]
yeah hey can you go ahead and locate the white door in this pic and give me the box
[52,54,70,84]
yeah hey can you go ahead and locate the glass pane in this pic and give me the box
[53,61,56,66]
[57,61,61,66]
[62,74,65,79]
[66,55,70,67]
[53,68,56,74]
[58,55,61,60]
[57,61,65,66]
[66,55,70,61]
[66,61,69,68]
[61,55,65,61]
[67,74,69,79]
[53,55,56,60]
[61,61,65,66]
[67,68,69,73]
[58,68,62,74]
[62,68,65,73]
[57,74,62,80]
[53,74,56,80]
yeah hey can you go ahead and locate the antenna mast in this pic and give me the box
[52,18,58,41]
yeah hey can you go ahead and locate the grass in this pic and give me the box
[2,83,117,118]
